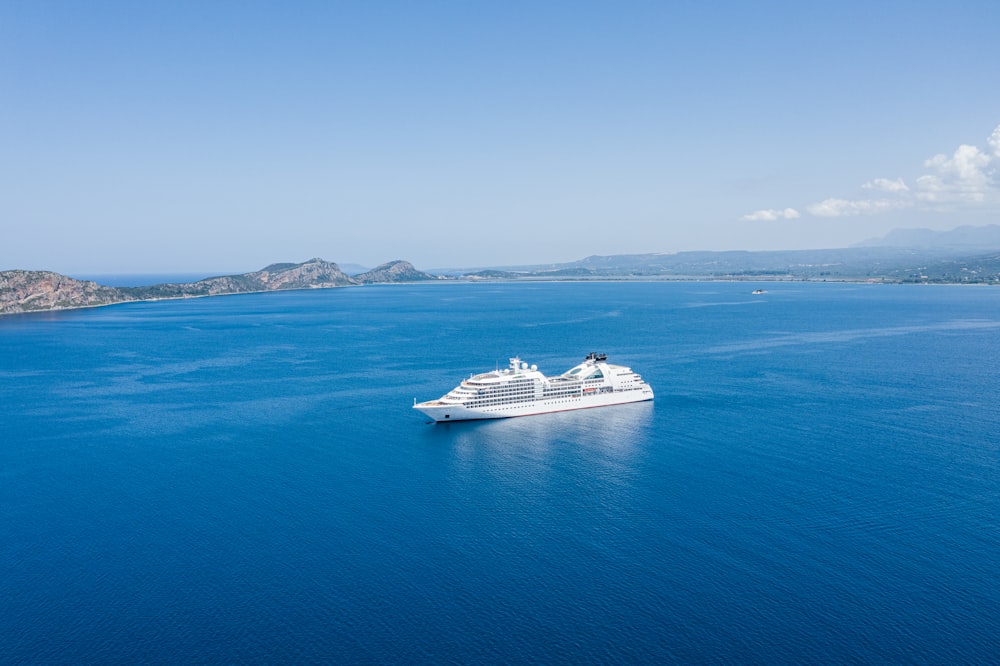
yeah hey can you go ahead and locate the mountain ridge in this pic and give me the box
[853,224,1000,250]
[0,258,435,315]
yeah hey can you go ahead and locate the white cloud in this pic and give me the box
[741,208,800,222]
[862,177,909,192]
[806,123,1000,216]
[915,142,995,203]
[806,198,910,217]
[742,123,1000,221]
[989,125,1000,158]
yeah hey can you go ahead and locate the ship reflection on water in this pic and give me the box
[424,400,656,464]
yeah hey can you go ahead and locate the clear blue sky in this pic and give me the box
[2,1,999,273]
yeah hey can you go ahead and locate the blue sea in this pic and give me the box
[2,282,998,663]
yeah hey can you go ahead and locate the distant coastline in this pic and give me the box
[0,259,435,317]
[4,228,1000,316]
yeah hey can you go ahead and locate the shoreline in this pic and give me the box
[0,282,358,318]
[2,276,994,319]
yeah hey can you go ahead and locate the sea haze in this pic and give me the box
[1,282,998,662]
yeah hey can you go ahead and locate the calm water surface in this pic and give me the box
[2,282,998,662]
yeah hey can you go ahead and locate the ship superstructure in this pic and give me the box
[413,353,653,422]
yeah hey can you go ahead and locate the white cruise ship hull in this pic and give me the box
[415,383,653,422]
[415,353,654,423]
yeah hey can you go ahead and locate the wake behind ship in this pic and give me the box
[413,353,654,422]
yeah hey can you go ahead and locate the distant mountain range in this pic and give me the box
[4,225,1000,315]
[459,247,1000,282]
[0,259,436,315]
[854,224,1000,250]
[454,225,1000,282]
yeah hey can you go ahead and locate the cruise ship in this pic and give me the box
[413,353,654,422]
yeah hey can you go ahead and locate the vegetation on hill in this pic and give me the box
[354,260,437,283]
[0,258,434,315]
[0,271,129,313]
[457,247,1000,283]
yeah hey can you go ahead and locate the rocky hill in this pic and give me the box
[0,271,132,314]
[123,259,356,299]
[354,260,436,283]
[1,258,433,315]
